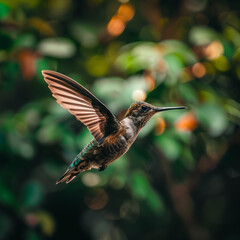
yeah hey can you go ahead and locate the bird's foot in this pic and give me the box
[98,164,107,172]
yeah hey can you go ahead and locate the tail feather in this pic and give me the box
[56,170,76,184]
[56,160,91,184]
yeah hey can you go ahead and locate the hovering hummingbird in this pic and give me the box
[42,70,186,184]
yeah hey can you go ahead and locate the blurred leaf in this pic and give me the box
[0,2,9,19]
[178,83,198,104]
[221,39,234,58]
[164,53,184,85]
[131,170,149,199]
[212,56,230,71]
[22,181,43,207]
[116,42,161,73]
[115,51,135,73]
[38,38,76,58]
[7,132,34,159]
[19,141,35,159]
[37,122,62,144]
[93,77,123,102]
[198,103,228,136]
[85,55,109,76]
[94,75,149,112]
[16,34,37,48]
[198,90,218,103]
[131,170,164,212]
[131,43,161,69]
[155,133,182,160]
[160,40,197,64]
[36,211,55,236]
[224,25,240,48]
[225,99,240,124]
[70,22,98,48]
[29,17,56,36]
[180,147,195,169]
[189,26,221,45]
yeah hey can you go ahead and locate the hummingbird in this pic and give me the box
[42,70,186,184]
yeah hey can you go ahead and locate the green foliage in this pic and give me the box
[0,2,9,19]
[0,0,240,239]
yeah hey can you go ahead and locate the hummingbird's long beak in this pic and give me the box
[154,106,187,112]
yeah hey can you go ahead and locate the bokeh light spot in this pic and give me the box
[131,89,146,101]
[18,49,36,81]
[82,173,100,187]
[155,117,166,135]
[85,188,108,210]
[144,70,155,90]
[117,3,135,22]
[175,112,198,132]
[192,62,206,78]
[107,16,125,37]
[205,41,224,60]
[38,38,76,58]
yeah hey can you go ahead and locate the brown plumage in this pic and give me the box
[42,70,120,144]
[42,70,187,183]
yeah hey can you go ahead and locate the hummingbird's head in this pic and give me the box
[125,101,187,128]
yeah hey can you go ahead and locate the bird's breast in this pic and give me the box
[102,129,131,161]
[91,120,139,166]
[121,117,139,143]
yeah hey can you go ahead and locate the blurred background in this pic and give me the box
[0,0,240,239]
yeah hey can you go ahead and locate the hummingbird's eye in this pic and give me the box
[140,105,150,112]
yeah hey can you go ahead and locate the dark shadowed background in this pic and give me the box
[0,0,240,239]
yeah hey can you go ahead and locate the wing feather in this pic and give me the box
[42,70,120,144]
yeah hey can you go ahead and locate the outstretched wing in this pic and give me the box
[42,70,120,144]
